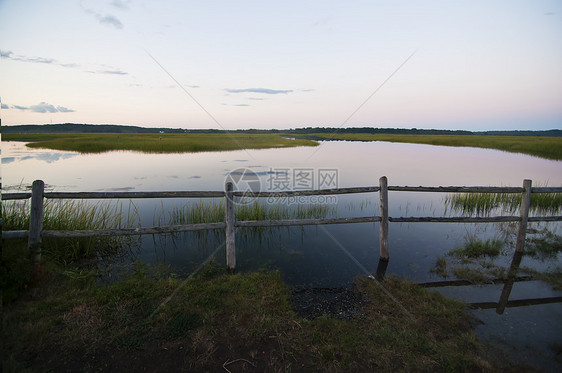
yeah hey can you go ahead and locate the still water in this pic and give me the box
[2,140,562,370]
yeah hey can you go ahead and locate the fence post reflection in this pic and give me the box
[496,250,524,314]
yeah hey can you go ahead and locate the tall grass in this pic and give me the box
[445,190,562,215]
[2,199,138,264]
[168,199,334,225]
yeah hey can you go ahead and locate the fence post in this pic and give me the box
[515,179,532,253]
[225,182,236,271]
[28,180,45,263]
[379,176,389,261]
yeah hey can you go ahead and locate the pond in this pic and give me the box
[2,139,562,371]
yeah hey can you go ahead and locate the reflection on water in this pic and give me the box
[3,139,562,370]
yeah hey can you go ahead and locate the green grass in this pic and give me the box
[430,257,448,277]
[167,199,334,224]
[519,266,562,290]
[430,237,504,283]
[450,238,503,258]
[2,263,518,372]
[304,133,562,160]
[525,229,562,258]
[446,190,562,216]
[2,199,138,265]
[3,133,318,153]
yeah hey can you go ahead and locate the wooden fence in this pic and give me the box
[2,177,562,271]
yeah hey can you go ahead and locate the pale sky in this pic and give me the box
[1,0,561,130]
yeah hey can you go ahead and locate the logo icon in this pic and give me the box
[225,168,261,205]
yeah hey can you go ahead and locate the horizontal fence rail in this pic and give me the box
[4,186,561,201]
[2,178,561,270]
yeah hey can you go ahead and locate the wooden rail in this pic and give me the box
[2,178,561,271]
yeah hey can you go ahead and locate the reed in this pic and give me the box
[445,190,562,215]
[167,198,334,225]
[2,199,138,264]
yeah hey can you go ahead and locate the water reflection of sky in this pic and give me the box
[1,142,78,166]
[2,140,561,192]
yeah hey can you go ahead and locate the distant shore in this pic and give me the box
[3,124,561,159]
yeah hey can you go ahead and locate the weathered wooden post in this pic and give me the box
[515,179,532,253]
[379,176,389,261]
[28,179,45,263]
[225,182,236,270]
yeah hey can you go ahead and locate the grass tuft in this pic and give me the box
[450,238,503,258]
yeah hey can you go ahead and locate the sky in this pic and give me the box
[1,0,561,131]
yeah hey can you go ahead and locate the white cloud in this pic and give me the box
[225,88,293,95]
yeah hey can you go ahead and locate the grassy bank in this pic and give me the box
[2,262,520,372]
[3,133,318,153]
[305,133,562,160]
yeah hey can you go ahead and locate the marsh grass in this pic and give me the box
[519,266,562,290]
[431,236,504,282]
[525,229,562,259]
[306,133,562,160]
[4,133,318,153]
[449,238,503,258]
[430,257,448,277]
[2,199,139,264]
[2,263,513,372]
[167,198,334,225]
[445,190,562,216]
[431,227,561,288]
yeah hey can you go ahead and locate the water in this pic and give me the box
[2,139,562,370]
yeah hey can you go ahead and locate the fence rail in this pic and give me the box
[2,178,561,270]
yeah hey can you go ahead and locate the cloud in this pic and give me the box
[299,89,316,92]
[110,0,130,9]
[56,106,75,113]
[1,50,54,64]
[96,14,123,29]
[234,104,250,107]
[1,50,85,70]
[1,103,8,109]
[29,103,59,113]
[225,88,293,95]
[248,97,265,101]
[10,102,75,113]
[98,69,127,75]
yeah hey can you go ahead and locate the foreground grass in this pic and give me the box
[2,262,518,372]
[3,133,318,153]
[305,133,562,160]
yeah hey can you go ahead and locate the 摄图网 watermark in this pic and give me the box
[225,167,339,206]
